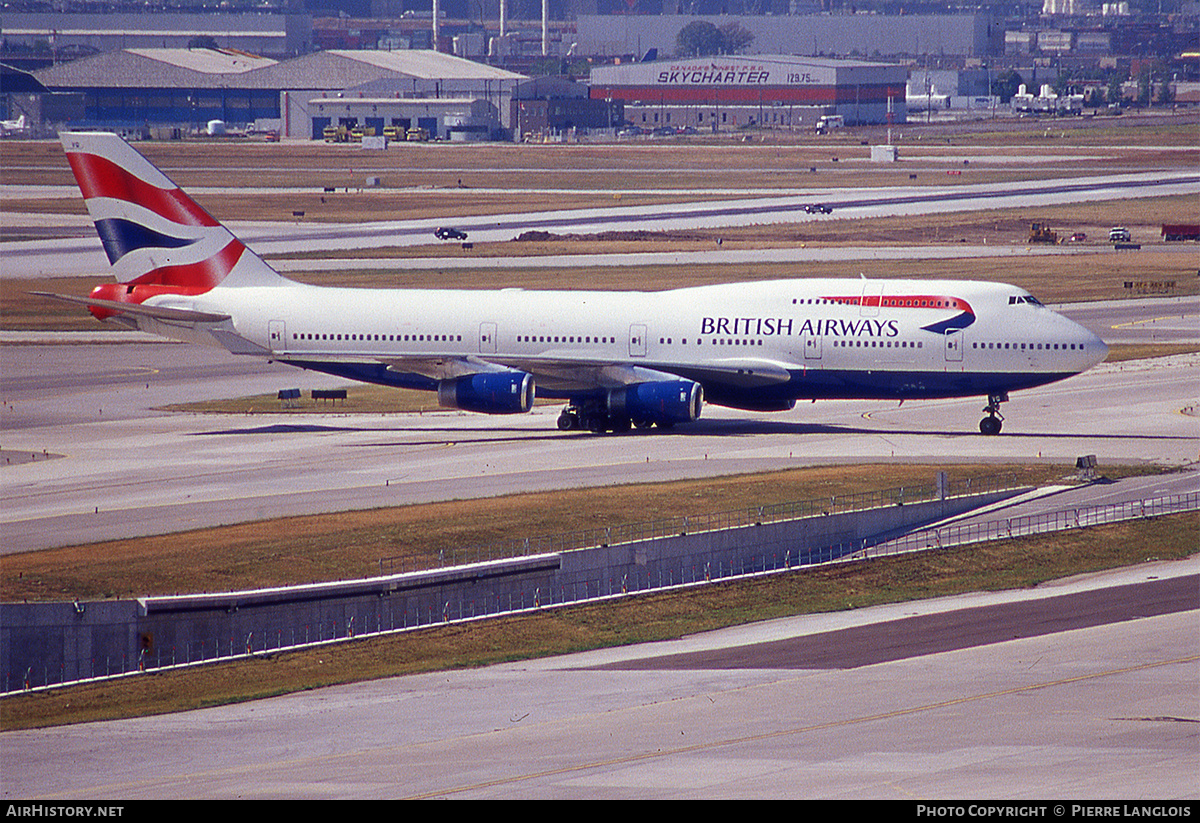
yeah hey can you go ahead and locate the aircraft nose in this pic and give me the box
[1076,322,1109,369]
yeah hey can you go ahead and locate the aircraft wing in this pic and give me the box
[381,355,523,382]
[378,353,795,394]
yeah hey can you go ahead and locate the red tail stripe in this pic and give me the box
[66,152,219,228]
[127,238,246,291]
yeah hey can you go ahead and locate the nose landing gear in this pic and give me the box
[980,392,1007,435]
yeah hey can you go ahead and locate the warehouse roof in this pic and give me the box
[327,50,524,80]
[36,48,524,92]
[126,47,277,75]
[35,47,277,89]
[250,49,525,89]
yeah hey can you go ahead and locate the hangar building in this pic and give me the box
[34,48,282,132]
[270,50,526,139]
[589,55,907,130]
[33,47,527,139]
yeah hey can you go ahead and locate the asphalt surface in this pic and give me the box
[5,169,1199,276]
[594,574,1198,671]
[1,292,1196,555]
[2,145,1197,800]
[2,559,1195,799]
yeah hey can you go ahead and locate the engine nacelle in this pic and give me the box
[608,380,703,426]
[438,372,535,414]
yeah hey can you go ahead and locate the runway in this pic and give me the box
[1,302,1197,554]
[5,170,1198,276]
[2,559,1195,799]
[2,136,1198,799]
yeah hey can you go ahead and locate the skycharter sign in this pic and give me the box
[656,63,774,85]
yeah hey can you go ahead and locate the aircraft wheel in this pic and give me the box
[979,416,1002,436]
[557,411,578,431]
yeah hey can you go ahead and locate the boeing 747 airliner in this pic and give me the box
[41,131,1108,435]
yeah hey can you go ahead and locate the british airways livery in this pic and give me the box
[42,131,1109,436]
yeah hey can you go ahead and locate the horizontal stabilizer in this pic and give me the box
[32,291,231,324]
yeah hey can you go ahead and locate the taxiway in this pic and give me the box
[1,298,1196,554]
[2,558,1195,799]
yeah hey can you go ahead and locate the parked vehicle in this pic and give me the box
[1161,224,1200,242]
[435,227,468,241]
[815,114,844,134]
[1108,226,1132,243]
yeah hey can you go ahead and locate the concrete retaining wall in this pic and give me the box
[2,488,1021,692]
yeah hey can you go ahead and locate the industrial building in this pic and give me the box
[33,48,283,132]
[2,12,311,59]
[510,76,624,139]
[271,49,525,138]
[32,47,527,139]
[590,55,907,129]
[576,14,996,60]
[308,93,503,141]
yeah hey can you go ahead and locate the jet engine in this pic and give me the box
[438,371,535,414]
[608,380,703,427]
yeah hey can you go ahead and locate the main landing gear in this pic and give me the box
[980,392,1007,436]
[557,404,667,434]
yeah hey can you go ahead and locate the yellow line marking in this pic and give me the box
[1111,314,1198,330]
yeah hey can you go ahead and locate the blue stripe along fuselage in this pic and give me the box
[283,359,1073,407]
[94,218,197,264]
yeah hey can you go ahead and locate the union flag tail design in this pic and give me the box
[60,131,284,293]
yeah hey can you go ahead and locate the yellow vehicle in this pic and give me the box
[406,127,430,142]
[322,125,342,143]
[383,125,402,140]
[1028,222,1058,244]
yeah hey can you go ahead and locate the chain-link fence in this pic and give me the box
[865,491,1198,558]
[377,473,1021,574]
[6,484,1194,695]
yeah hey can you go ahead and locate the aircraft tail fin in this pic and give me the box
[59,131,286,292]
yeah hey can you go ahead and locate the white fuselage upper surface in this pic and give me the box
[153,276,1107,405]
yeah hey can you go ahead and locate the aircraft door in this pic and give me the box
[268,320,287,354]
[629,324,647,357]
[479,322,497,354]
[944,329,964,362]
[860,280,883,317]
[803,332,822,360]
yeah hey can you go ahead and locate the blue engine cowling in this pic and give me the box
[438,372,535,414]
[608,380,703,426]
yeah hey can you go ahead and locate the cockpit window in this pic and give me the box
[1009,294,1043,306]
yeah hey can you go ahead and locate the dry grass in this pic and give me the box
[2,509,1193,731]
[7,243,1195,333]
[3,116,1197,330]
[1,463,1082,603]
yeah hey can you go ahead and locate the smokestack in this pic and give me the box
[542,0,549,56]
[433,0,440,52]
[500,0,507,38]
